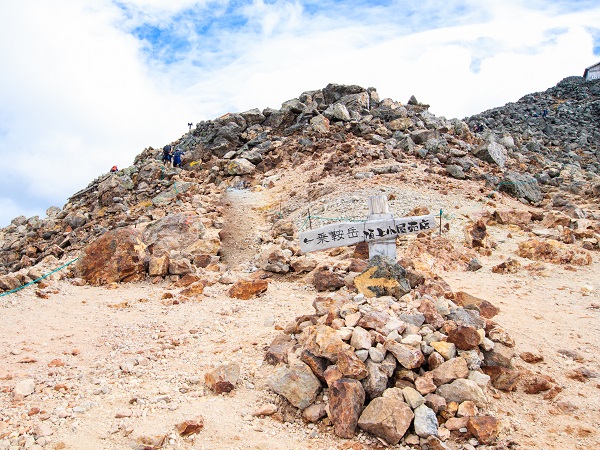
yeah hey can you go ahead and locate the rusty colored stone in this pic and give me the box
[447,325,481,350]
[176,417,204,436]
[491,258,521,274]
[417,297,445,329]
[329,378,365,439]
[265,334,295,366]
[519,351,544,364]
[517,239,592,266]
[522,374,553,394]
[482,366,520,392]
[228,279,268,299]
[337,349,368,380]
[353,241,369,259]
[313,270,346,291]
[77,227,147,285]
[174,273,201,287]
[180,281,205,297]
[148,255,169,277]
[453,291,499,319]
[467,416,501,445]
[300,350,328,383]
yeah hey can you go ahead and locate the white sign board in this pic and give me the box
[299,214,436,253]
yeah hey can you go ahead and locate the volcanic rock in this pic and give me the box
[77,228,147,285]
[328,378,365,439]
[357,397,413,445]
[268,361,321,409]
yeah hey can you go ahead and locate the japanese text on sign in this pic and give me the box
[299,214,435,253]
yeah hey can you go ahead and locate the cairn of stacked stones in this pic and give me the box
[266,266,509,447]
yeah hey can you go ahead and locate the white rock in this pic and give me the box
[468,370,490,388]
[14,379,35,397]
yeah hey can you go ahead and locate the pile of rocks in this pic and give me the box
[264,267,512,447]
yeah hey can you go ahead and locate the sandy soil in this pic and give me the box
[1,167,599,450]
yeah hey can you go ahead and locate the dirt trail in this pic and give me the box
[218,188,271,270]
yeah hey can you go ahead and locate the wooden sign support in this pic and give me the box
[367,195,396,261]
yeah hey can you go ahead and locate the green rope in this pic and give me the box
[0,258,79,298]
[297,216,310,232]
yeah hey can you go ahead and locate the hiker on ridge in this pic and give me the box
[162,145,173,167]
[173,147,184,168]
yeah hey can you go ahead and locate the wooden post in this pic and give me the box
[367,195,396,261]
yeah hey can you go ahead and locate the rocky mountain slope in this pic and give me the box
[0,78,599,450]
[1,78,598,278]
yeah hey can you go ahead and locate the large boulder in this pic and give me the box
[143,212,206,257]
[77,227,147,285]
[499,172,543,204]
[475,141,507,168]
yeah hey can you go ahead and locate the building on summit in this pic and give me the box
[583,62,600,81]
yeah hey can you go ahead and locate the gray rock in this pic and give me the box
[323,103,351,122]
[475,141,507,168]
[413,404,439,438]
[436,379,487,407]
[446,164,466,179]
[447,309,485,329]
[401,387,424,409]
[269,361,321,409]
[361,360,389,399]
[499,171,543,204]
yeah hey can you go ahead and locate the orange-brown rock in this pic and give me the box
[517,239,592,265]
[336,349,368,380]
[148,255,169,277]
[329,378,365,439]
[464,219,492,249]
[519,351,544,364]
[481,366,520,391]
[228,279,268,299]
[453,291,499,319]
[176,417,204,436]
[467,416,501,444]
[77,227,147,285]
[180,281,205,297]
[447,326,481,350]
[494,209,532,226]
[174,273,201,287]
[353,241,369,259]
[313,269,346,292]
[491,258,521,274]
[522,374,554,394]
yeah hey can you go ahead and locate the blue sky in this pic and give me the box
[0,0,599,228]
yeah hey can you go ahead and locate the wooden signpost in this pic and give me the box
[299,195,435,260]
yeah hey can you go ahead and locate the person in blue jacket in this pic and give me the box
[173,147,184,168]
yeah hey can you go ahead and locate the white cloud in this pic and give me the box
[0,0,599,227]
